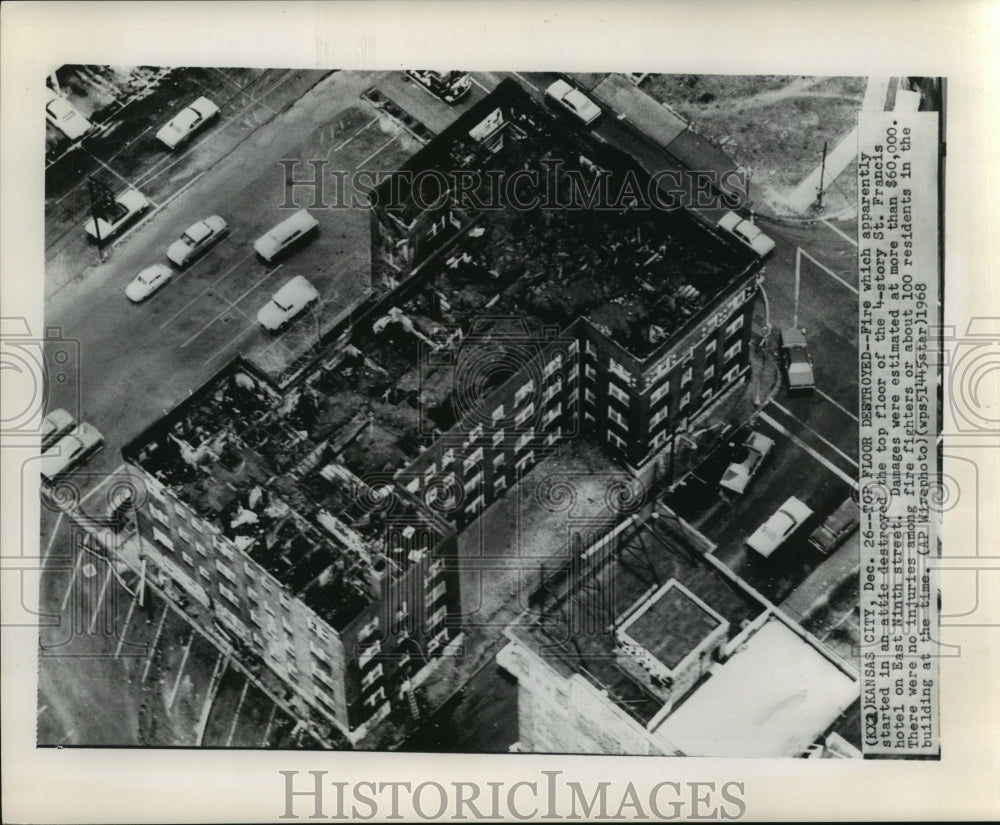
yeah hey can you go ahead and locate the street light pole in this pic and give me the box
[793,248,802,329]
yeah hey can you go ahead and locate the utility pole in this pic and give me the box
[793,247,802,328]
[816,140,828,209]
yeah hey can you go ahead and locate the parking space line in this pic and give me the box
[201,320,259,368]
[257,68,296,101]
[87,151,159,207]
[759,410,858,489]
[225,680,250,747]
[820,218,858,248]
[770,400,859,468]
[42,512,65,565]
[167,632,195,710]
[334,116,379,153]
[209,67,278,115]
[59,552,83,612]
[512,71,542,94]
[260,704,277,746]
[140,604,168,684]
[799,247,857,295]
[180,264,282,348]
[114,594,139,659]
[87,564,114,635]
[815,387,859,422]
[158,250,254,330]
[356,134,399,170]
[104,124,154,165]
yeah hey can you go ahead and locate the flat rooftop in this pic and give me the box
[622,581,724,671]
[508,503,766,726]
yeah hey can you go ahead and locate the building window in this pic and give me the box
[609,358,632,385]
[515,379,535,406]
[681,365,693,386]
[361,663,384,691]
[651,406,670,428]
[219,583,240,608]
[494,476,507,493]
[358,639,381,668]
[704,363,715,381]
[363,687,386,708]
[441,447,455,468]
[514,403,535,428]
[493,452,506,469]
[463,447,484,473]
[652,430,668,450]
[607,382,630,405]
[584,389,595,405]
[607,431,627,450]
[492,403,504,422]
[515,451,534,474]
[705,339,717,356]
[181,551,194,568]
[516,430,533,452]
[723,340,742,362]
[492,429,504,447]
[725,315,744,338]
[680,391,690,409]
[429,581,446,603]
[584,364,596,382]
[650,381,670,407]
[585,339,597,357]
[543,354,563,378]
[152,527,174,551]
[150,504,169,527]
[607,407,627,430]
[544,379,562,403]
[463,473,483,496]
[465,495,484,517]
[723,364,741,384]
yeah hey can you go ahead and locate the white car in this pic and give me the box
[253,209,319,262]
[41,408,76,451]
[125,263,174,302]
[39,422,104,483]
[746,496,813,557]
[717,211,775,257]
[46,92,94,141]
[167,215,229,266]
[545,79,602,126]
[156,96,220,149]
[720,430,775,495]
[257,276,319,331]
[84,189,150,241]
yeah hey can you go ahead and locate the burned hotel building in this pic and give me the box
[121,78,768,746]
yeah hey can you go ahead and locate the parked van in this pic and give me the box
[779,327,815,393]
[253,209,319,262]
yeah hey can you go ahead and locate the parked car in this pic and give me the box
[405,70,472,104]
[746,495,813,557]
[46,92,94,141]
[156,96,220,149]
[253,209,319,262]
[717,211,775,257]
[544,79,602,126]
[720,430,775,495]
[84,189,150,241]
[808,497,860,554]
[125,263,174,302]
[41,408,76,451]
[779,327,816,393]
[39,422,104,483]
[257,276,319,331]
[167,215,229,266]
